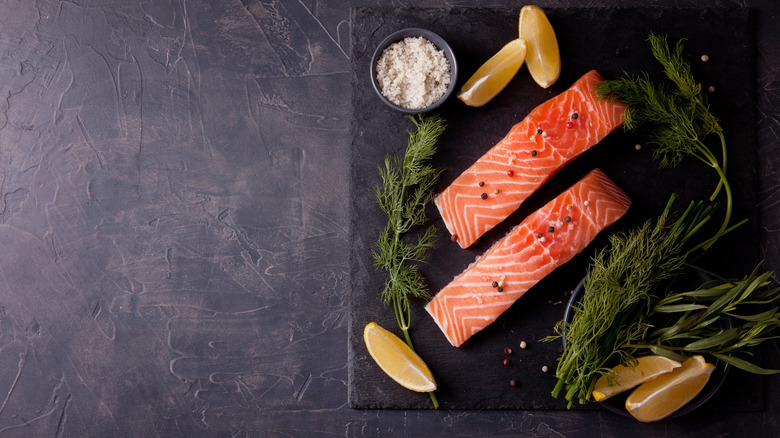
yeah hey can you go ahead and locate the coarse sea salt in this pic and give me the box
[375,36,451,109]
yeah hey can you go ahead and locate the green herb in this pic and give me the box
[549,34,774,410]
[372,114,445,408]
[626,264,780,375]
[595,34,732,246]
[549,195,718,407]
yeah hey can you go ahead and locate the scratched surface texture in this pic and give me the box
[0,0,777,437]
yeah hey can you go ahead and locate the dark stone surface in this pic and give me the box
[0,0,777,436]
[350,6,760,411]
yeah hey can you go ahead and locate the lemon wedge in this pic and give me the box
[592,356,682,402]
[625,355,715,422]
[457,38,527,107]
[518,5,561,88]
[363,322,437,393]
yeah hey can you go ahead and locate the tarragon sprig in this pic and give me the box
[626,264,780,375]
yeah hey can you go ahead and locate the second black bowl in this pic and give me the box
[561,273,731,420]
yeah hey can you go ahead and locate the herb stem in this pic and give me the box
[621,343,687,351]
[712,131,728,198]
[707,157,733,240]
[391,292,440,408]
[685,136,732,245]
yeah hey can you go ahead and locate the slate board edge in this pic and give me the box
[347,6,760,411]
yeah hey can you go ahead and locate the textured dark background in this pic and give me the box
[0,0,777,436]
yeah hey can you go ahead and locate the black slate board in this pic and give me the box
[349,7,760,410]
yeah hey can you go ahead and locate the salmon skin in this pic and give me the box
[435,70,626,249]
[425,169,631,347]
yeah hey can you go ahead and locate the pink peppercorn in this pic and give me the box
[507,170,514,177]
[566,121,574,129]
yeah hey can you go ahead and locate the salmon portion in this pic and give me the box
[425,169,631,347]
[435,70,626,248]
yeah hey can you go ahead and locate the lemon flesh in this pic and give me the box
[457,38,527,107]
[592,356,682,402]
[363,322,437,393]
[519,5,561,88]
[625,355,715,422]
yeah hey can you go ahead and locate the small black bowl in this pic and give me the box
[370,28,458,114]
[562,273,731,420]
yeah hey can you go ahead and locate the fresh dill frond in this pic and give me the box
[594,34,732,244]
[373,115,445,306]
[371,114,446,408]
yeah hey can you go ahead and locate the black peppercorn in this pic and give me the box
[548,226,555,232]
[481,193,488,200]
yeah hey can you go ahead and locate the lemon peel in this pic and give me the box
[364,322,437,393]
[625,355,715,422]
[519,5,561,88]
[457,38,527,107]
[592,355,682,402]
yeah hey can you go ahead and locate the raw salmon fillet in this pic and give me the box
[435,70,626,248]
[425,169,631,347]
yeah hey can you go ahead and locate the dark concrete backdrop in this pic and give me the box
[0,0,777,436]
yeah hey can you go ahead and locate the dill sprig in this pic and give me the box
[549,195,717,407]
[595,34,732,245]
[372,114,445,408]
